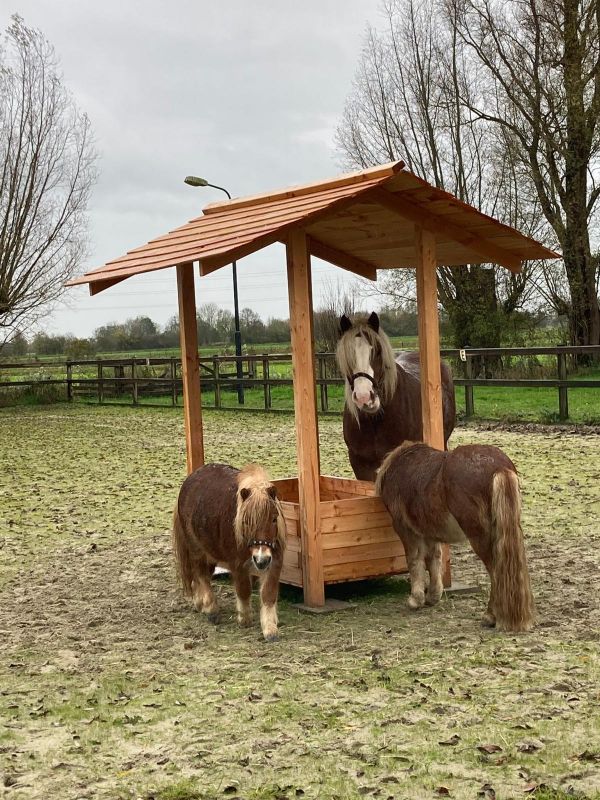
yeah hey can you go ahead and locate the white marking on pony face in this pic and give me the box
[251,545,273,572]
[349,334,380,414]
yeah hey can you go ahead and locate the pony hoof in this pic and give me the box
[206,612,220,625]
[407,595,424,610]
[426,593,442,606]
[481,613,496,628]
[263,633,279,643]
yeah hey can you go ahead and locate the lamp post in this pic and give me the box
[184,175,244,405]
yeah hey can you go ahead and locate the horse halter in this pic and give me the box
[249,539,278,549]
[347,372,378,392]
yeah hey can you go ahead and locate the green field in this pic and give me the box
[0,404,599,799]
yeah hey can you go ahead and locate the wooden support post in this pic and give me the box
[415,226,451,586]
[177,262,204,474]
[318,355,328,412]
[97,359,104,404]
[465,357,475,418]
[171,357,178,406]
[262,354,271,410]
[213,356,221,408]
[557,352,569,421]
[131,359,138,405]
[286,229,324,607]
[66,361,73,402]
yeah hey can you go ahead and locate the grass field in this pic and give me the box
[1,404,599,800]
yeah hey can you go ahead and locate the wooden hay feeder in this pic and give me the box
[68,161,557,608]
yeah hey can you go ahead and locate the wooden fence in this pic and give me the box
[1,345,599,420]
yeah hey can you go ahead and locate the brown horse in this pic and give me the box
[172,463,286,641]
[336,313,456,481]
[376,442,535,632]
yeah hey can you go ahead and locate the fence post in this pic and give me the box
[131,359,138,405]
[66,360,73,402]
[171,357,178,406]
[213,356,221,408]
[558,351,569,420]
[318,355,328,412]
[98,358,104,404]
[464,356,475,418]
[262,354,271,410]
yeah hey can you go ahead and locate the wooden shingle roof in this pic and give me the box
[67,161,559,294]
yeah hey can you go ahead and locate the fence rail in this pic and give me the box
[1,346,599,420]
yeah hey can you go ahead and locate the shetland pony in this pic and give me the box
[376,442,535,632]
[172,463,286,641]
[336,312,456,481]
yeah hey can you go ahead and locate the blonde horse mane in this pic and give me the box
[336,318,398,421]
[233,464,286,549]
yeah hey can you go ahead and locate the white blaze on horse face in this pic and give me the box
[351,335,380,412]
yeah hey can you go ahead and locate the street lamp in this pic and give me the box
[184,175,244,405]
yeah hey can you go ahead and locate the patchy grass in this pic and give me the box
[0,405,599,799]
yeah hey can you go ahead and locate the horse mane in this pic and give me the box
[233,464,286,549]
[374,442,418,495]
[336,318,398,421]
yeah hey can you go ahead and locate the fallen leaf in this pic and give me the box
[435,787,450,796]
[477,784,496,799]
[518,740,543,753]
[577,750,600,762]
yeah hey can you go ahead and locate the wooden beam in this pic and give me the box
[307,236,378,281]
[286,229,324,607]
[176,262,204,474]
[88,276,128,295]
[371,187,523,274]
[415,226,451,586]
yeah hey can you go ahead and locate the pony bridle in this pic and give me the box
[348,372,378,392]
[249,539,278,549]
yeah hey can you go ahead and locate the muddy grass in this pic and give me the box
[0,405,599,800]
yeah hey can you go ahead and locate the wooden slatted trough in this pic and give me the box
[68,160,558,608]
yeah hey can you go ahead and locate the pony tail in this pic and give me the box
[172,505,195,598]
[491,470,535,632]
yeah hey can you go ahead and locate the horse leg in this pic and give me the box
[232,569,253,627]
[425,541,444,606]
[467,534,496,627]
[191,556,219,624]
[259,570,280,642]
[402,532,427,610]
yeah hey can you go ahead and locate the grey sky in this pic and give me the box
[1,0,384,338]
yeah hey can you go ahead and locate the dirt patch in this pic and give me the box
[0,405,599,800]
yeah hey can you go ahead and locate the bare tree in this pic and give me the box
[0,15,97,346]
[454,0,600,349]
[313,279,362,355]
[336,0,550,348]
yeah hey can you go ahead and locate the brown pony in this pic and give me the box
[172,463,286,641]
[376,442,535,632]
[336,313,456,481]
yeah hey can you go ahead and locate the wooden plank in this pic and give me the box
[307,236,378,281]
[324,540,405,566]
[286,229,324,607]
[324,555,408,582]
[319,475,376,496]
[415,227,451,587]
[372,187,523,273]
[280,564,303,587]
[202,161,404,215]
[176,262,204,473]
[320,496,387,518]
[321,511,393,534]
[323,527,401,550]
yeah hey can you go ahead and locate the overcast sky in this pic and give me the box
[1,0,385,338]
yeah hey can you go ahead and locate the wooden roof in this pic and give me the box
[67,161,559,294]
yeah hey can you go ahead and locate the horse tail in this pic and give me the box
[172,504,194,598]
[491,470,535,632]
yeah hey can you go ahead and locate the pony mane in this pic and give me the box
[375,441,419,495]
[336,318,398,421]
[234,464,286,549]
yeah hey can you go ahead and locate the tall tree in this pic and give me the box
[0,16,97,346]
[336,0,540,348]
[454,0,600,349]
